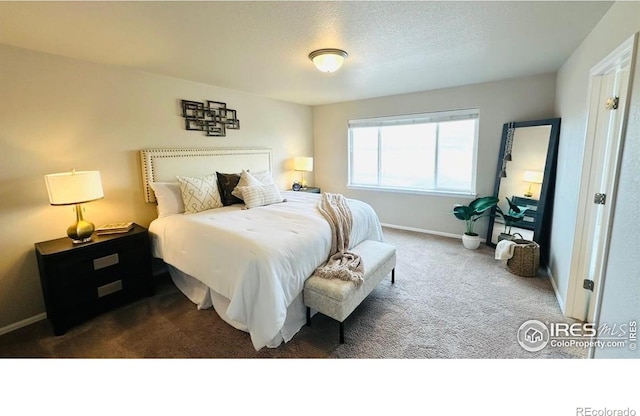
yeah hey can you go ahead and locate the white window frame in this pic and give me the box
[347,108,479,197]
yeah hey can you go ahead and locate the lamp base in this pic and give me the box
[67,220,95,243]
[524,183,534,198]
[67,204,95,244]
[70,237,92,244]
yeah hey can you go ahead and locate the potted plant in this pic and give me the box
[452,196,499,249]
[495,197,529,242]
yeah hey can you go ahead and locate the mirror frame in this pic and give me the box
[486,117,561,264]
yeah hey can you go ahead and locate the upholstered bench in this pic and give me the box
[303,240,396,343]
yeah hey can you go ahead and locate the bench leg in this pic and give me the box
[339,321,345,344]
[306,307,311,326]
[391,268,395,284]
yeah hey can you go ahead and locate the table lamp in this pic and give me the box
[522,170,543,198]
[44,169,104,243]
[294,157,313,188]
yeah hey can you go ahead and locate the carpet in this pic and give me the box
[0,227,585,358]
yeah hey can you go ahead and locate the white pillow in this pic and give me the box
[250,170,274,185]
[236,184,284,209]
[231,170,263,200]
[150,182,184,218]
[176,173,223,214]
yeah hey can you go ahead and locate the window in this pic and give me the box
[348,109,478,195]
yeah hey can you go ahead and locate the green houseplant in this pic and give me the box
[495,197,529,241]
[452,196,499,249]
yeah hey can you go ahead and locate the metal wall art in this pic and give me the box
[181,100,240,137]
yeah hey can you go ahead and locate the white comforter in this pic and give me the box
[149,191,383,350]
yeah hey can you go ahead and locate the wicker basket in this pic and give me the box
[507,238,540,277]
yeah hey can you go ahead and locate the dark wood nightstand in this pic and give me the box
[511,196,539,230]
[34,223,154,335]
[296,187,321,193]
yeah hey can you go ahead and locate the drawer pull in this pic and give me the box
[97,280,123,297]
[93,253,119,270]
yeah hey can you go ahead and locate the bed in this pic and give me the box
[140,147,384,350]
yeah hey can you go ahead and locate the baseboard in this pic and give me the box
[0,313,47,336]
[546,264,565,313]
[380,223,463,240]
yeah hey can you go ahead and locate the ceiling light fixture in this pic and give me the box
[308,48,348,73]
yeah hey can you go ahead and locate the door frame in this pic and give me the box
[565,34,637,329]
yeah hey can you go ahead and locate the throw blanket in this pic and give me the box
[495,239,517,260]
[314,193,364,285]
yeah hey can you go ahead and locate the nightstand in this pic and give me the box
[296,187,321,193]
[511,196,539,230]
[34,223,154,335]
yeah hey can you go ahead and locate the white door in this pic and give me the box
[566,34,636,323]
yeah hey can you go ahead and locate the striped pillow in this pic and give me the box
[177,173,223,214]
[236,184,284,209]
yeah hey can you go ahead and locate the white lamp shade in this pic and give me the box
[294,157,313,172]
[45,170,104,205]
[522,170,544,184]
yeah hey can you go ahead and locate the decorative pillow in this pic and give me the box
[150,182,185,217]
[250,170,274,185]
[176,173,223,214]
[216,171,243,206]
[231,170,263,201]
[236,184,285,209]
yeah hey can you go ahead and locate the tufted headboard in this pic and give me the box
[140,147,272,203]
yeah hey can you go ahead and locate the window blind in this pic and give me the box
[348,109,479,128]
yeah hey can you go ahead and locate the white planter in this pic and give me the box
[462,233,481,250]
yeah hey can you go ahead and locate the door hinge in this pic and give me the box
[583,279,594,291]
[605,96,619,110]
[594,193,606,205]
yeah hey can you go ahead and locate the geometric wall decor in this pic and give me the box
[181,99,241,137]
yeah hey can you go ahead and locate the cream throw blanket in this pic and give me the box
[314,193,364,286]
[495,239,517,260]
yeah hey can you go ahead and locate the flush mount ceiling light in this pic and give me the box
[308,48,348,73]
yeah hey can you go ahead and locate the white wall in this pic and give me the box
[0,44,313,331]
[552,2,640,358]
[312,73,556,237]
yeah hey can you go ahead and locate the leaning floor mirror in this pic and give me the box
[486,118,561,265]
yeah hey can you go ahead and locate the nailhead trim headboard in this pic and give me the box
[140,147,272,203]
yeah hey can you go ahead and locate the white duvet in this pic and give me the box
[149,191,383,350]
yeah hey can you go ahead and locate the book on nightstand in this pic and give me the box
[96,222,134,235]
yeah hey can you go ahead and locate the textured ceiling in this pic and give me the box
[0,1,613,106]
